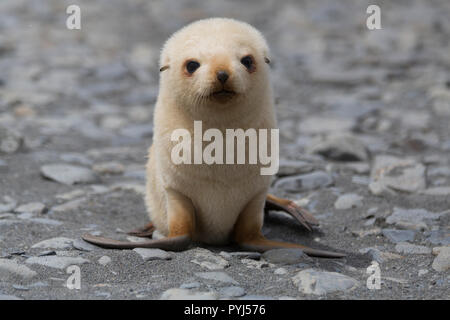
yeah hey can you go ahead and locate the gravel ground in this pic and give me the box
[0,0,449,300]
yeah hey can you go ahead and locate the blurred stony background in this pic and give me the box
[0,0,449,299]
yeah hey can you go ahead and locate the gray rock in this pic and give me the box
[262,248,311,265]
[386,207,442,230]
[25,256,89,269]
[426,230,450,246]
[382,229,416,243]
[51,198,87,214]
[334,194,363,210]
[228,252,261,260]
[292,269,359,295]
[369,156,426,194]
[431,247,450,272]
[14,202,46,215]
[0,196,17,213]
[133,248,172,261]
[92,162,124,175]
[98,256,112,265]
[308,134,369,161]
[179,282,201,289]
[219,286,246,298]
[395,242,431,254]
[190,248,230,270]
[277,159,314,176]
[0,127,22,154]
[0,258,37,279]
[72,239,98,252]
[160,288,218,300]
[299,116,354,134]
[274,171,333,192]
[195,272,238,285]
[422,187,450,196]
[40,164,97,185]
[31,237,74,250]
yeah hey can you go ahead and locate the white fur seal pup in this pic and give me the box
[83,18,345,258]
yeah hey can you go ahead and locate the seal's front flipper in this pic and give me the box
[127,222,155,238]
[82,234,191,251]
[265,194,319,231]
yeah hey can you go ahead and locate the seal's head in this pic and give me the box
[159,18,271,110]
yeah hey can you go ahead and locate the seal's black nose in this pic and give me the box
[216,71,229,84]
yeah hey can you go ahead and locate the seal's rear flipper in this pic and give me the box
[265,194,319,231]
[82,234,191,252]
[127,222,155,238]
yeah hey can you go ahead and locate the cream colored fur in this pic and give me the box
[145,18,276,245]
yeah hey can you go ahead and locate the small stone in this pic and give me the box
[92,162,124,175]
[98,256,112,266]
[386,207,442,231]
[299,116,354,134]
[160,288,218,300]
[195,272,238,285]
[190,248,229,270]
[51,198,87,214]
[360,247,402,263]
[370,156,426,194]
[394,242,431,254]
[262,248,311,265]
[179,282,201,289]
[25,256,89,269]
[0,258,37,280]
[0,196,17,213]
[418,269,428,276]
[274,171,333,192]
[274,267,288,275]
[219,286,246,298]
[14,202,46,215]
[133,248,172,261]
[240,258,270,269]
[382,229,416,243]
[72,239,98,252]
[308,134,369,161]
[0,127,22,154]
[41,164,97,185]
[422,187,450,196]
[292,269,359,295]
[426,230,450,246]
[31,237,74,250]
[277,159,314,176]
[55,190,85,202]
[431,247,450,272]
[334,194,363,210]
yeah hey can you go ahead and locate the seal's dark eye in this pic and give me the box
[186,61,200,74]
[240,55,254,71]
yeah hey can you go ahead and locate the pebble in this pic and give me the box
[0,196,17,213]
[334,194,363,210]
[262,248,311,265]
[369,155,426,194]
[14,202,46,215]
[25,256,89,269]
[386,207,442,231]
[190,248,230,270]
[92,162,124,175]
[298,116,354,134]
[308,134,369,161]
[219,286,246,298]
[277,159,314,176]
[133,248,172,261]
[160,288,218,300]
[40,164,98,185]
[422,187,450,196]
[72,239,98,252]
[98,256,112,265]
[195,272,238,285]
[274,267,288,275]
[0,127,22,153]
[431,247,450,272]
[31,237,75,250]
[382,229,416,243]
[426,230,450,246]
[394,242,431,254]
[51,198,87,214]
[292,269,359,295]
[0,258,37,280]
[274,171,334,192]
[179,282,201,289]
[240,258,270,269]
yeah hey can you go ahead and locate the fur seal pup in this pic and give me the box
[83,18,345,258]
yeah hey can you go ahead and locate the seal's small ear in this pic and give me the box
[264,57,271,64]
[160,65,169,72]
